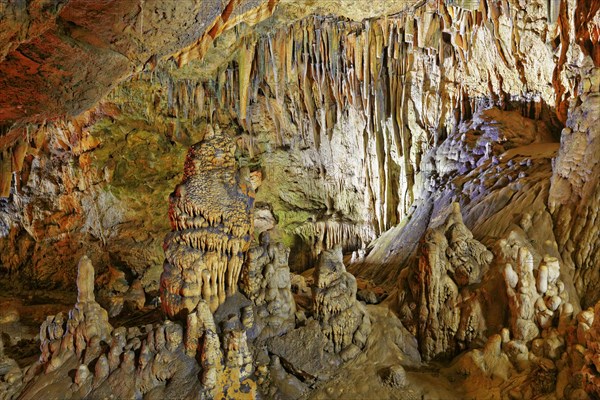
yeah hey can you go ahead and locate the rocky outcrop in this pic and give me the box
[240,231,296,339]
[266,319,342,382]
[497,232,572,343]
[312,245,371,360]
[398,203,493,361]
[161,125,254,316]
[12,257,260,400]
[0,0,278,124]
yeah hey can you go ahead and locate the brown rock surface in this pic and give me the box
[161,125,254,316]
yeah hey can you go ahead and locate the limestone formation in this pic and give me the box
[582,302,600,396]
[495,231,573,344]
[161,125,255,316]
[0,0,599,399]
[222,315,253,381]
[398,203,493,360]
[240,231,296,339]
[266,319,342,382]
[12,258,263,400]
[35,257,111,374]
[97,266,146,317]
[312,245,371,360]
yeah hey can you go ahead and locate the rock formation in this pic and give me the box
[312,245,371,360]
[96,266,146,317]
[161,125,255,316]
[12,256,263,400]
[0,0,599,399]
[497,231,572,343]
[38,256,112,371]
[398,203,493,360]
[583,302,600,396]
[240,231,296,339]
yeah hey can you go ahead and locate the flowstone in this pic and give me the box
[161,125,255,316]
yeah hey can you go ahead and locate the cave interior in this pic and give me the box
[0,0,599,399]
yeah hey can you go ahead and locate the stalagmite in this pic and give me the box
[161,125,255,316]
[498,232,572,343]
[0,0,598,398]
[397,203,493,361]
[312,245,371,361]
[240,231,296,339]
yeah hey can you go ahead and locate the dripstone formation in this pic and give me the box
[13,257,259,400]
[313,245,371,360]
[0,0,599,399]
[240,232,296,340]
[161,126,255,316]
[398,203,493,360]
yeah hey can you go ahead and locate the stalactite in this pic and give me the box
[238,38,256,128]
[0,150,12,198]
[295,220,375,261]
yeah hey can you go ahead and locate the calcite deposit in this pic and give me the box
[0,0,599,399]
[240,232,296,339]
[313,245,371,360]
[161,125,254,316]
[397,203,492,360]
[13,256,262,400]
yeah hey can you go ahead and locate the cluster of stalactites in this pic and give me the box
[161,126,254,316]
[145,1,538,239]
[295,220,374,262]
[152,5,483,234]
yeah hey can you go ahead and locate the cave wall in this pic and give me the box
[0,0,598,305]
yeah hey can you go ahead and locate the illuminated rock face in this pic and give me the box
[161,126,254,317]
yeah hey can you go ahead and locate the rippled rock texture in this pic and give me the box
[161,125,254,316]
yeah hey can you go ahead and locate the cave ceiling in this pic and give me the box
[0,0,418,126]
